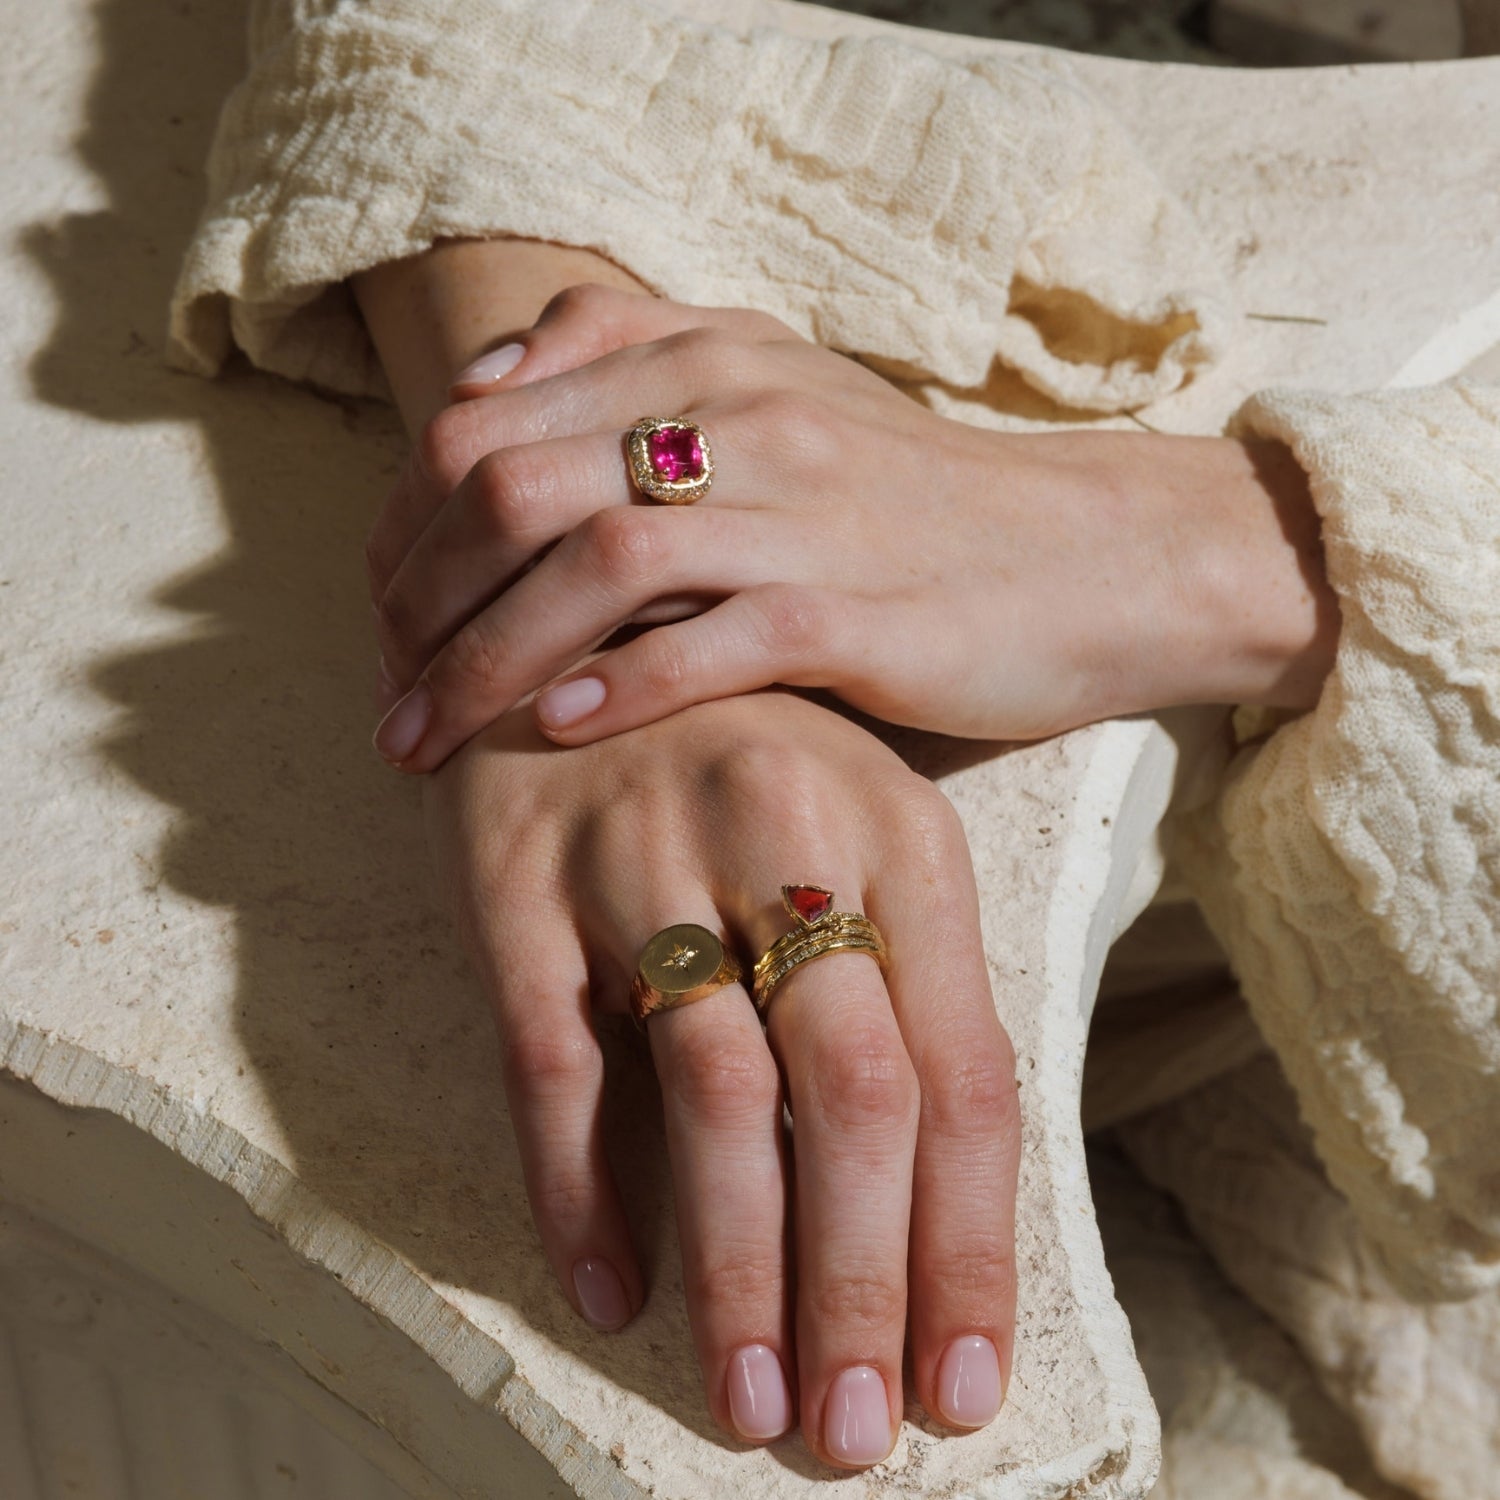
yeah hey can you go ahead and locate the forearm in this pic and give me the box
[352,236,647,434]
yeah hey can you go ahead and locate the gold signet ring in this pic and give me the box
[630,923,742,1026]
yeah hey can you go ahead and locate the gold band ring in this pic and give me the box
[625,417,714,504]
[630,923,743,1027]
[751,886,888,1015]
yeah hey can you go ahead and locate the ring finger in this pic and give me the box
[587,852,796,1444]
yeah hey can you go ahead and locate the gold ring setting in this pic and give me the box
[631,922,742,1026]
[626,416,714,504]
[751,886,888,1014]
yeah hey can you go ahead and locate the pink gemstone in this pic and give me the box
[648,425,704,483]
[787,886,833,926]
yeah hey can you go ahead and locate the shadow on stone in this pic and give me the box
[23,0,743,1464]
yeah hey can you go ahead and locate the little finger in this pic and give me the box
[868,790,1020,1431]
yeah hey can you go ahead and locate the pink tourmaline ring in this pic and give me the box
[625,416,715,505]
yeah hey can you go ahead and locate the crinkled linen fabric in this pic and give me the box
[168,0,1231,411]
[166,0,1500,1463]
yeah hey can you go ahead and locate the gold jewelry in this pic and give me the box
[630,922,742,1026]
[751,886,888,1014]
[625,417,714,504]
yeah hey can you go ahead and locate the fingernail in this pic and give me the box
[935,1335,1002,1428]
[536,676,606,731]
[727,1344,792,1441]
[451,342,525,387]
[571,1256,630,1331]
[824,1366,891,1467]
[372,681,432,763]
[374,656,401,715]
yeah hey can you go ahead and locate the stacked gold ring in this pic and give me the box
[630,923,742,1027]
[751,885,888,1014]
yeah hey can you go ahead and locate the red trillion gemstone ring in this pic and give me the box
[625,416,715,505]
[750,885,889,1014]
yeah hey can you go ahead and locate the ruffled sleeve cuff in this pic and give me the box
[1167,380,1500,1298]
[168,0,1230,410]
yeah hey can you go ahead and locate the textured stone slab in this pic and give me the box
[1,0,1497,1495]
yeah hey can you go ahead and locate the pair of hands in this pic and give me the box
[366,283,1029,1468]
[361,273,1331,1467]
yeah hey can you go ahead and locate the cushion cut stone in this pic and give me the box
[647,425,704,483]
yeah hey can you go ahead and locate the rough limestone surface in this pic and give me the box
[1,0,1497,1495]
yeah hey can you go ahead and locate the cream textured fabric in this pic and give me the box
[1118,1052,1500,1500]
[168,0,1231,412]
[1166,382,1500,1301]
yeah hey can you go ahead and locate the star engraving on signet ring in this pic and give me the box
[630,922,743,1026]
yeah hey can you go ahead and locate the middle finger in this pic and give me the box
[761,902,919,1470]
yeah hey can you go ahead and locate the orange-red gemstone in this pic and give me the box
[786,885,832,925]
[647,425,704,483]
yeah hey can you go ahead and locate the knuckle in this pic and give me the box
[923,1047,1020,1139]
[708,740,828,829]
[637,632,693,698]
[885,781,969,874]
[809,1269,906,1333]
[660,326,756,390]
[581,507,667,590]
[753,585,825,660]
[416,405,478,494]
[541,281,619,325]
[666,1030,782,1126]
[472,448,551,537]
[688,1250,786,1315]
[926,1234,1017,1304]
[811,1029,919,1132]
[437,621,507,693]
[530,1170,600,1231]
[749,390,838,471]
[500,1029,603,1109]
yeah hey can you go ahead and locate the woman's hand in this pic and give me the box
[367,283,1339,774]
[426,688,1020,1467]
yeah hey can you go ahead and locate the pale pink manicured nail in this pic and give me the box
[824,1366,891,1467]
[374,656,401,715]
[727,1345,792,1441]
[536,676,606,730]
[372,682,432,763]
[451,342,525,387]
[571,1257,630,1330]
[935,1335,1001,1428]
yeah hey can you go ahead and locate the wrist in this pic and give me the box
[1126,433,1341,714]
[1006,429,1340,723]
